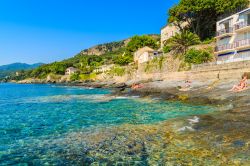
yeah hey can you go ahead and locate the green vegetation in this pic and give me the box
[164,31,200,55]
[70,73,80,81]
[29,62,69,79]
[201,38,216,44]
[107,66,126,77]
[157,56,165,70]
[163,45,171,53]
[0,63,43,80]
[79,73,97,81]
[113,55,133,66]
[184,48,213,64]
[168,0,249,40]
[144,56,166,73]
[126,35,159,54]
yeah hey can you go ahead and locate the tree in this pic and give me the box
[165,31,200,55]
[184,48,212,64]
[114,55,133,66]
[126,35,158,54]
[70,73,80,81]
[163,45,171,53]
[168,0,249,40]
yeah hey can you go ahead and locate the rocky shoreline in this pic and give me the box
[14,76,250,108]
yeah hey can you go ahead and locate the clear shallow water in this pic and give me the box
[0,83,215,165]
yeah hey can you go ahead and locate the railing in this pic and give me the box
[216,27,234,36]
[215,38,250,52]
[235,21,250,30]
[215,43,234,52]
[235,38,250,48]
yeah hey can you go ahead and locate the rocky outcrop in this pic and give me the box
[18,78,46,84]
[79,34,160,56]
[80,40,128,56]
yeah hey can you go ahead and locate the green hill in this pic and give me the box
[0,63,44,79]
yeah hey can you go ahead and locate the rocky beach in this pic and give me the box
[70,77,250,165]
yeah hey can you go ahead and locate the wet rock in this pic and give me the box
[232,140,245,148]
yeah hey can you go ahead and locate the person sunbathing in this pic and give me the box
[179,80,192,91]
[229,76,248,92]
[131,83,144,90]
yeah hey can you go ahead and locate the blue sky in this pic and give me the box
[0,0,178,65]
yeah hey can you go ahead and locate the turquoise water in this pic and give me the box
[0,83,215,165]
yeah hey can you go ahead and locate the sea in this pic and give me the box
[0,83,215,165]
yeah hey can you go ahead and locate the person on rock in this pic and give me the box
[229,75,248,92]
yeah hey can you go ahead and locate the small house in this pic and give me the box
[134,46,163,64]
[65,67,78,75]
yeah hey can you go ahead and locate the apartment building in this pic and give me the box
[215,6,250,64]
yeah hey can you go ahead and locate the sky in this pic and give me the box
[0,0,178,65]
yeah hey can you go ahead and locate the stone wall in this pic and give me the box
[99,55,250,84]
[128,60,250,83]
[192,60,250,72]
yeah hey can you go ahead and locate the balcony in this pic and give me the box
[235,21,250,32]
[216,27,234,38]
[215,43,235,54]
[235,38,250,50]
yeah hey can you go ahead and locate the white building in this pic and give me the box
[65,67,78,75]
[161,23,180,48]
[215,6,250,64]
[134,46,162,64]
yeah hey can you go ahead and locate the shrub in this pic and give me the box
[79,73,97,81]
[163,45,171,53]
[165,31,200,55]
[108,66,126,76]
[70,73,80,81]
[114,55,133,66]
[202,38,216,44]
[184,48,212,64]
[126,35,158,54]
[157,56,165,70]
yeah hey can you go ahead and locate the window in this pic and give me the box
[219,19,232,30]
[224,22,229,31]
[247,13,250,25]
[243,32,250,39]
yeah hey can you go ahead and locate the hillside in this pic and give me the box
[0,63,44,71]
[0,63,44,78]
[80,34,160,56]
[80,40,128,56]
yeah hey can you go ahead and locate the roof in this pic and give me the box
[135,46,155,56]
[161,23,175,30]
[66,67,78,70]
